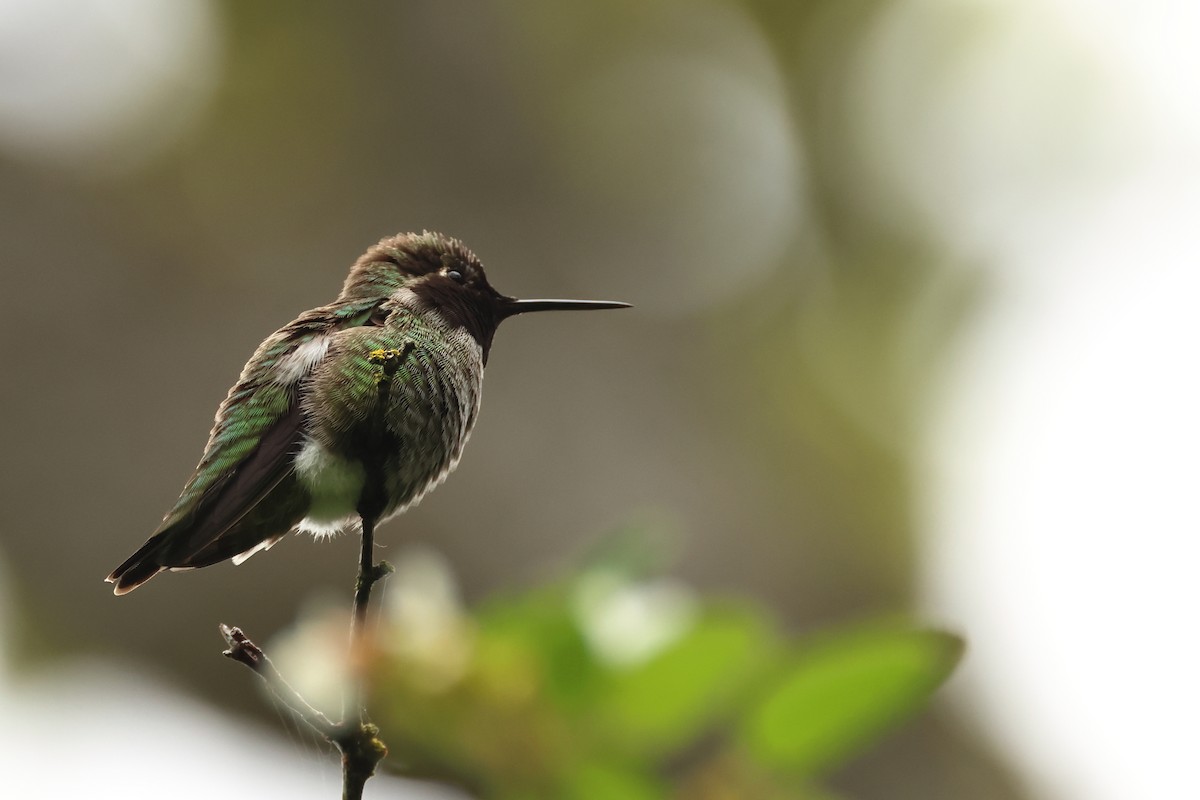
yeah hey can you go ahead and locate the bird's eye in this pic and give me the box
[446,269,465,284]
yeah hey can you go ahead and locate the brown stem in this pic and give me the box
[340,512,392,799]
[221,514,393,800]
[220,623,337,735]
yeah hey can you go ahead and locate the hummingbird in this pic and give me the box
[107,231,629,594]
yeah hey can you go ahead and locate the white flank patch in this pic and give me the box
[294,439,364,537]
[274,336,330,385]
[231,537,281,566]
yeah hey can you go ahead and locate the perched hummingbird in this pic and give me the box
[107,231,629,594]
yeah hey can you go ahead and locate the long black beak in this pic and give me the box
[500,297,632,318]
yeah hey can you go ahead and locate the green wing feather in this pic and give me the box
[107,300,377,593]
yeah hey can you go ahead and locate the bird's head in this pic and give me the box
[340,231,629,359]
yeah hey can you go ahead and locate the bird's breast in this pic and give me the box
[299,321,484,523]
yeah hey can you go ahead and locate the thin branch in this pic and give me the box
[220,521,394,800]
[220,623,337,736]
[345,514,393,726]
[339,512,393,800]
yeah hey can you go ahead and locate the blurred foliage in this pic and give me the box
[280,532,962,799]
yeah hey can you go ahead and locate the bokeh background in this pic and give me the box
[2,1,1197,798]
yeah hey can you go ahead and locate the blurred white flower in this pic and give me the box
[572,570,697,667]
[380,546,475,692]
[267,597,353,718]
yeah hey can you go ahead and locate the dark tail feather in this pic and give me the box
[107,404,308,596]
[107,474,307,595]
[106,534,171,595]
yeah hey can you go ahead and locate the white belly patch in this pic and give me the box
[294,438,364,537]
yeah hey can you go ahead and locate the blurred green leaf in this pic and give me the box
[561,759,666,800]
[596,605,776,756]
[477,587,603,710]
[739,625,964,776]
[365,546,965,796]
